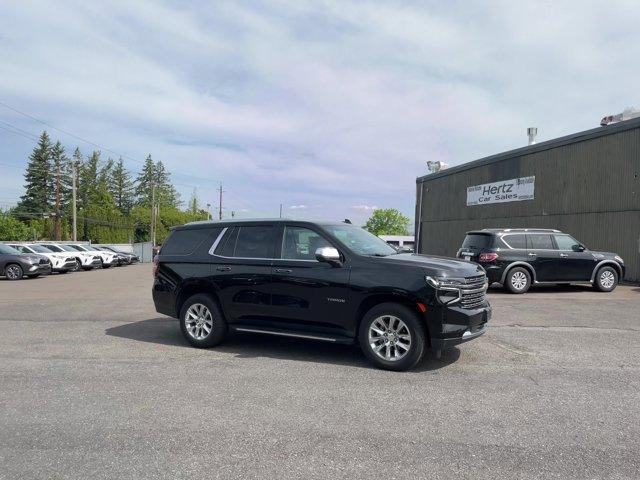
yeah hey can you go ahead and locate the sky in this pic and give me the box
[1,0,639,225]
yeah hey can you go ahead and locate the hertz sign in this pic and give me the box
[467,176,535,206]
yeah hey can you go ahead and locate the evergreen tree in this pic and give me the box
[188,188,199,215]
[50,141,71,239]
[135,155,156,206]
[77,150,100,239]
[16,131,53,219]
[109,158,135,214]
[154,160,180,208]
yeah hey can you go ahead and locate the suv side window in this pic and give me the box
[232,225,277,259]
[282,226,332,260]
[527,234,555,250]
[162,228,217,256]
[502,234,526,249]
[554,234,580,251]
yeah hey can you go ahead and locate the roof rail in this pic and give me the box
[481,228,560,233]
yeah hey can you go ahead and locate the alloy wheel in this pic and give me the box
[184,303,214,340]
[600,270,615,289]
[368,315,412,361]
[6,265,22,280]
[511,271,528,290]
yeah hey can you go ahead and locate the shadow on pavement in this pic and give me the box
[106,317,460,372]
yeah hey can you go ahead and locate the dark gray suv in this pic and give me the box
[0,244,51,280]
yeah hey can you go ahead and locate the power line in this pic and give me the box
[0,101,223,187]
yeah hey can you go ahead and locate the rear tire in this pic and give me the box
[594,266,618,292]
[358,302,426,371]
[179,294,228,348]
[5,263,23,280]
[505,267,531,294]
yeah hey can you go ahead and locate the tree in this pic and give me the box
[188,188,199,215]
[0,213,31,241]
[154,160,180,208]
[15,131,53,220]
[135,155,156,206]
[109,158,135,214]
[50,141,71,240]
[363,208,411,236]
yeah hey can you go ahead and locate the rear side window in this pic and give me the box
[502,234,526,249]
[461,234,493,249]
[528,234,555,250]
[161,228,216,256]
[215,225,276,258]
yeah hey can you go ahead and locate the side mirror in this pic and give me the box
[572,244,585,252]
[315,247,342,266]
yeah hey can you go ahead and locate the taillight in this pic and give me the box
[152,254,159,278]
[479,252,499,263]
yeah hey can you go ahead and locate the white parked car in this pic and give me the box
[8,243,79,273]
[67,244,117,268]
[38,243,101,271]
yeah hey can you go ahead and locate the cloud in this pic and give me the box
[1,1,639,226]
[352,205,378,211]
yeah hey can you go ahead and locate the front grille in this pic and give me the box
[39,258,49,265]
[460,274,487,309]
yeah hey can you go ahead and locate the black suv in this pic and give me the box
[457,228,625,294]
[153,219,491,371]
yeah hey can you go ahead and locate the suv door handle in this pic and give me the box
[560,253,569,258]
[216,266,231,272]
[528,252,537,257]
[274,268,293,274]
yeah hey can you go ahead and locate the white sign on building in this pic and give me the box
[467,176,535,206]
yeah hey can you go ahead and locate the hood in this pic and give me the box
[25,254,45,263]
[590,251,620,260]
[373,253,486,278]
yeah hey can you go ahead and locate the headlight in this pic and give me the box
[614,255,624,264]
[426,276,466,305]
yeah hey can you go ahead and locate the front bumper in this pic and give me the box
[429,304,491,350]
[27,263,52,275]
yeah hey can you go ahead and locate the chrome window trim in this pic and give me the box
[207,227,228,256]
[499,234,526,250]
[207,225,278,261]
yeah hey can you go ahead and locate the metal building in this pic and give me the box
[415,117,640,282]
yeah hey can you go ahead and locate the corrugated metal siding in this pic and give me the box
[416,124,640,282]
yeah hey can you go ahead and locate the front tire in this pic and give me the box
[358,303,426,371]
[594,266,618,292]
[179,294,228,348]
[505,267,531,294]
[5,263,24,280]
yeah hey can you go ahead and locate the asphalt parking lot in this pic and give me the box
[1,265,639,479]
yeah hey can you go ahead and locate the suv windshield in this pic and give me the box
[0,244,21,254]
[323,224,398,257]
[70,245,89,252]
[28,245,52,253]
[57,245,78,252]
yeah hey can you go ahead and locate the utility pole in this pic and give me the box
[279,203,283,218]
[217,183,224,220]
[54,162,61,240]
[71,162,77,242]
[150,181,156,246]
